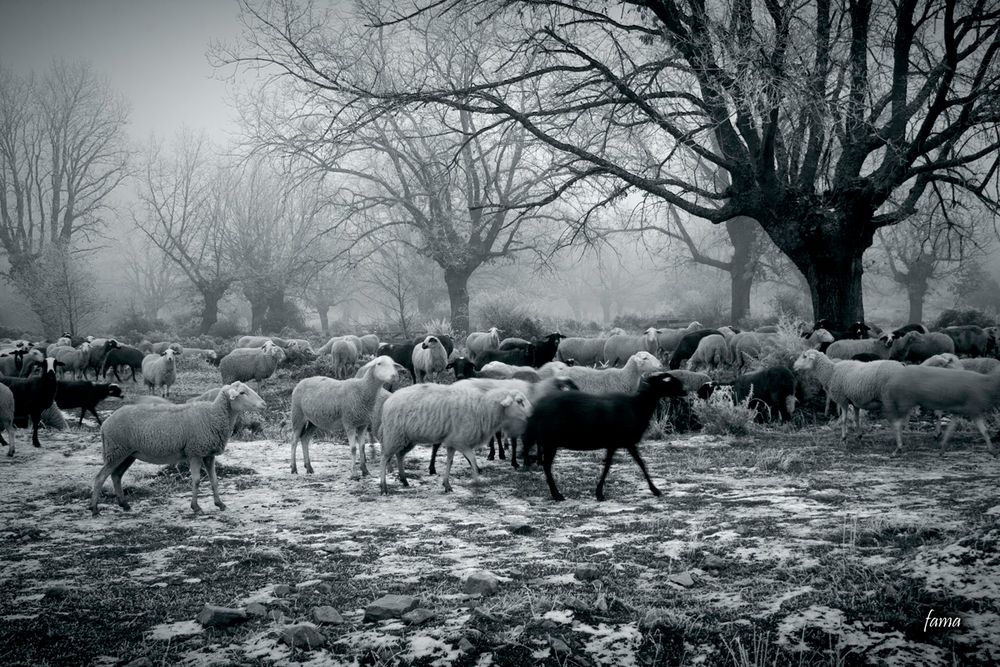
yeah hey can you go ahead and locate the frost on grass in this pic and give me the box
[910,530,1000,601]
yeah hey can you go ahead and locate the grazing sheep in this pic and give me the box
[655,322,703,354]
[729,332,783,373]
[316,335,364,356]
[669,329,723,369]
[826,338,890,360]
[479,361,542,381]
[55,381,124,426]
[881,366,1000,456]
[290,355,401,476]
[412,335,449,383]
[538,360,575,379]
[90,381,266,515]
[379,382,532,494]
[184,347,221,364]
[86,339,120,379]
[136,340,154,355]
[0,357,63,450]
[330,339,360,378]
[888,331,955,363]
[522,372,686,500]
[603,328,658,367]
[920,353,963,369]
[730,367,797,421]
[475,346,534,370]
[939,325,990,357]
[960,357,1000,374]
[50,342,92,379]
[218,341,286,387]
[283,339,316,362]
[556,337,607,365]
[499,337,532,351]
[236,335,274,348]
[1,383,15,457]
[141,349,178,397]
[360,334,380,356]
[687,334,731,372]
[465,327,501,364]
[0,348,44,377]
[558,351,663,394]
[101,345,145,383]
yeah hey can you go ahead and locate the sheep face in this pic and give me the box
[809,329,835,345]
[161,349,176,360]
[371,356,400,384]
[45,357,64,375]
[224,382,266,411]
[630,351,663,373]
[793,349,822,372]
[107,384,124,398]
[848,322,871,338]
[498,390,532,423]
[78,342,92,354]
[643,372,688,399]
[422,335,441,349]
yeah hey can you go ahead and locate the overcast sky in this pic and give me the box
[0,0,246,143]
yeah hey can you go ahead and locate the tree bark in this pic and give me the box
[263,288,287,331]
[444,268,472,335]
[200,290,223,335]
[316,303,330,335]
[907,282,926,324]
[727,219,756,324]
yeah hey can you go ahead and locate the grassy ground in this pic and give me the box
[1,359,999,666]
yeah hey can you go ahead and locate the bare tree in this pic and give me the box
[230,0,1000,329]
[0,61,129,335]
[33,246,106,336]
[134,132,237,334]
[121,239,181,321]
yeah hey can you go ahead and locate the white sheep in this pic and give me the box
[826,338,889,360]
[665,369,713,393]
[960,357,1000,374]
[360,334,380,356]
[290,355,401,476]
[317,335,364,357]
[236,335,273,349]
[151,341,184,356]
[538,360,574,379]
[465,326,501,364]
[881,365,1000,456]
[603,328,659,366]
[655,322,702,354]
[687,334,731,372]
[90,381,266,515]
[479,360,542,382]
[0,382,14,457]
[412,335,448,383]
[141,349,178,397]
[920,353,963,369]
[379,382,531,494]
[557,351,662,394]
[50,342,92,379]
[219,341,286,387]
[556,337,607,365]
[330,339,359,378]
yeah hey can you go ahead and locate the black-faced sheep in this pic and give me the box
[0,357,63,450]
[55,381,124,426]
[101,345,145,383]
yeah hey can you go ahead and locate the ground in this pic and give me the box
[1,361,999,666]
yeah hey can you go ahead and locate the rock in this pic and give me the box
[551,638,572,655]
[196,604,247,628]
[312,606,344,625]
[464,571,499,596]
[296,579,322,591]
[273,584,292,597]
[701,554,726,569]
[507,517,533,535]
[458,637,475,653]
[44,585,69,600]
[246,602,268,618]
[125,659,152,667]
[402,608,435,625]
[667,572,695,588]
[640,609,683,632]
[317,583,333,594]
[364,594,420,622]
[574,564,601,581]
[280,623,326,650]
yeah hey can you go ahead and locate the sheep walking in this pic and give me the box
[558,351,662,394]
[91,382,265,515]
[379,383,532,494]
[881,365,1000,457]
[0,357,63,450]
[50,342,92,379]
[411,335,448,383]
[465,327,501,364]
[54,381,124,426]
[141,349,178,397]
[289,356,401,476]
[218,341,286,387]
[101,345,145,383]
[655,322,702,355]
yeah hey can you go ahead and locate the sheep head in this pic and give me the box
[224,381,266,411]
[629,351,663,373]
[792,349,822,372]
[643,372,687,399]
[370,356,400,384]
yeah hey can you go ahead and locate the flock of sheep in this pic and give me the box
[1,317,999,516]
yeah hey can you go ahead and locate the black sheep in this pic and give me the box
[851,352,882,362]
[0,357,63,448]
[376,342,416,382]
[668,329,723,370]
[475,347,534,370]
[101,345,145,383]
[522,372,686,501]
[528,332,566,368]
[55,380,124,426]
[731,367,797,421]
[446,357,478,380]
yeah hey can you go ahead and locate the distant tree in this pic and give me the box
[122,239,181,321]
[32,246,106,336]
[951,261,1000,315]
[0,62,129,335]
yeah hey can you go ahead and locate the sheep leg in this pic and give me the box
[498,433,506,460]
[354,427,369,477]
[91,407,103,426]
[974,418,997,457]
[188,457,204,515]
[379,451,390,495]
[854,406,863,441]
[890,418,906,457]
[594,448,617,501]
[938,419,960,456]
[460,448,481,482]
[206,456,226,510]
[542,445,564,501]
[487,437,496,461]
[90,461,118,515]
[396,450,409,486]
[30,413,41,448]
[442,447,455,493]
[299,426,315,475]
[110,456,136,511]
[429,442,440,475]
[1,428,13,457]
[933,411,945,439]
[626,445,662,498]
[78,408,87,427]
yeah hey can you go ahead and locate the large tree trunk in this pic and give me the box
[907,281,927,324]
[200,291,222,335]
[263,288,287,331]
[316,302,330,334]
[444,267,471,335]
[246,289,268,333]
[727,219,756,324]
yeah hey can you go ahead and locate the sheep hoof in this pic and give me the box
[191,504,203,515]
[595,492,605,501]
[90,506,100,517]
[428,467,436,476]
[215,500,226,510]
[442,484,453,493]
[118,502,131,511]
[650,487,662,497]
[32,441,40,448]
[551,494,565,502]
[290,467,298,475]
[6,450,12,457]
[305,466,314,474]
[360,468,370,477]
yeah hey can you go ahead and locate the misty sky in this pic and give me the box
[0,0,247,142]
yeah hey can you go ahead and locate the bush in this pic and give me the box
[932,308,995,329]
[744,313,811,371]
[692,386,758,436]
[113,310,172,343]
[422,317,454,337]
[208,318,243,339]
[476,297,547,340]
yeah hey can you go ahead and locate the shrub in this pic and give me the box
[208,318,243,339]
[692,385,758,436]
[932,308,995,329]
[744,313,811,371]
[422,317,454,337]
[476,297,546,340]
[113,309,171,343]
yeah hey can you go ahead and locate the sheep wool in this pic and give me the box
[960,357,1000,374]
[330,339,359,378]
[655,322,702,354]
[91,381,266,515]
[290,356,400,475]
[826,338,890,360]
[556,337,607,365]
[379,382,531,494]
[360,334,380,356]
[687,334,731,372]
[411,335,449,383]
[603,328,658,367]
[219,342,286,386]
[141,349,178,397]
[0,382,15,457]
[559,351,662,394]
[465,327,501,364]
